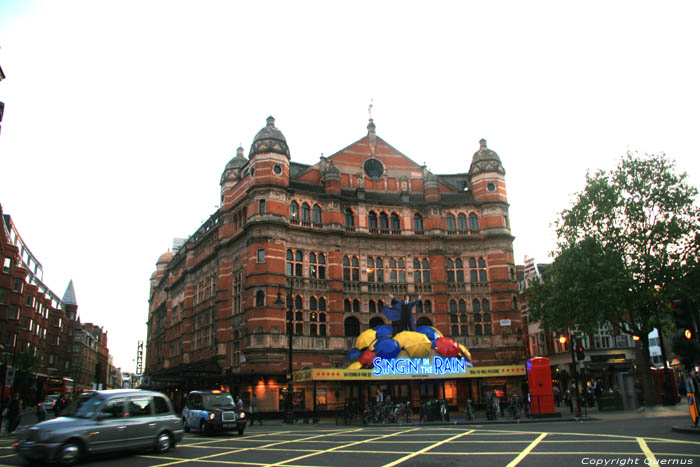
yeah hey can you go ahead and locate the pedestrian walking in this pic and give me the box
[250,394,262,425]
[7,394,21,433]
[36,402,46,422]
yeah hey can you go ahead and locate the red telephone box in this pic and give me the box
[527,357,555,415]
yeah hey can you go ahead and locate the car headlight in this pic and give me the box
[239,412,245,419]
[209,413,215,420]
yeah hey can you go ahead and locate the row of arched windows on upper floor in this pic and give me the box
[343,315,435,337]
[446,257,488,283]
[342,209,478,234]
[290,201,322,225]
[446,212,479,232]
[343,298,433,314]
[286,249,326,278]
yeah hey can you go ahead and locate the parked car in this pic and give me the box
[42,395,59,412]
[14,389,184,466]
[182,390,246,435]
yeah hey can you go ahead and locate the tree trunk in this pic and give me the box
[635,335,657,407]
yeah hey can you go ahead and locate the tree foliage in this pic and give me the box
[528,152,700,338]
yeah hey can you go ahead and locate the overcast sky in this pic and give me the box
[1,1,699,372]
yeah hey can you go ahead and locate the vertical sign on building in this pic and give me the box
[136,341,143,375]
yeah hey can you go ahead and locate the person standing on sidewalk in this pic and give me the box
[7,394,21,433]
[249,394,262,425]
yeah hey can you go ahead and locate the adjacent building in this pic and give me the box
[146,117,524,412]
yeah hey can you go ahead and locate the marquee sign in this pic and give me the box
[293,359,526,382]
[372,356,470,377]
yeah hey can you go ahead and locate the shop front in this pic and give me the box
[292,357,527,420]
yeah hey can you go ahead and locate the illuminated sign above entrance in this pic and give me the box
[372,357,472,377]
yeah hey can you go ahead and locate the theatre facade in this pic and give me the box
[145,116,525,413]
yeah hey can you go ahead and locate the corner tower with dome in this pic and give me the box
[146,116,523,414]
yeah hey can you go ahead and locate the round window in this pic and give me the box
[273,165,282,175]
[363,159,384,179]
[487,182,496,192]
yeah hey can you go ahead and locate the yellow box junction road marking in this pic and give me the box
[379,429,475,467]
[637,437,658,465]
[148,429,365,467]
[506,432,547,467]
[260,428,420,467]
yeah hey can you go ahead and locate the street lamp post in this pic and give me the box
[275,284,295,424]
[561,333,582,417]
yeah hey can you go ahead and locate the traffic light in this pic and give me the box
[671,299,696,340]
[575,342,585,360]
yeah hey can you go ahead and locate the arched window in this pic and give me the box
[319,297,326,311]
[310,296,317,311]
[455,258,465,283]
[469,257,478,282]
[369,300,376,314]
[312,204,322,224]
[294,295,303,310]
[290,201,299,220]
[369,316,385,328]
[449,300,457,313]
[457,213,467,231]
[353,299,361,313]
[344,299,352,313]
[416,317,433,327]
[424,300,432,313]
[473,299,481,314]
[414,213,424,233]
[310,309,327,336]
[390,213,400,231]
[367,257,375,282]
[376,258,384,282]
[368,211,378,230]
[351,256,360,281]
[255,290,265,307]
[301,203,311,222]
[379,212,389,230]
[446,214,456,231]
[415,301,423,313]
[344,317,361,337]
[378,299,385,311]
[309,252,325,278]
[345,209,354,227]
[446,258,455,283]
[343,256,350,281]
[478,257,488,282]
[286,249,294,276]
[469,213,479,231]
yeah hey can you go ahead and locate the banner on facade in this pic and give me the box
[293,360,526,382]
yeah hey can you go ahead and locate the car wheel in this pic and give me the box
[237,426,245,436]
[58,440,82,466]
[154,431,172,454]
[183,418,190,433]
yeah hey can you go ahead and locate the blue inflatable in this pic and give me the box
[416,326,441,343]
[373,337,401,359]
[347,348,362,360]
[373,325,393,339]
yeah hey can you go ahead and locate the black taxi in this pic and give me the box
[182,390,246,435]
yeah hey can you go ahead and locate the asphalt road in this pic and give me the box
[1,413,698,467]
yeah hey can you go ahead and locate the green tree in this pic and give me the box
[528,152,700,406]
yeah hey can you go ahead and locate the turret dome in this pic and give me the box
[249,116,290,159]
[469,139,505,175]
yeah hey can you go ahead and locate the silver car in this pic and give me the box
[14,389,184,466]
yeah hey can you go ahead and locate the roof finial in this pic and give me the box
[368,98,374,121]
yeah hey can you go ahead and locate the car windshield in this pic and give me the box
[201,393,235,409]
[62,393,104,419]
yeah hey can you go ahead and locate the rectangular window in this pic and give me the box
[259,199,266,213]
[13,278,22,293]
[2,257,11,272]
[257,249,265,262]
[0,288,6,304]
